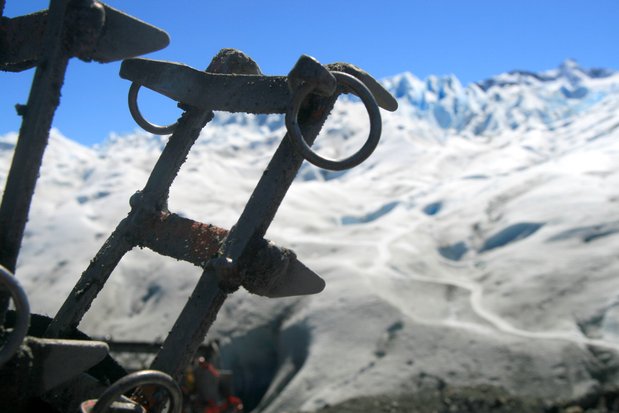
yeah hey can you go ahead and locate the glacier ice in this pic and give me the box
[1,60,619,410]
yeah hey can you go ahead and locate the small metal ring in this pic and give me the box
[91,370,182,413]
[128,83,178,135]
[0,265,30,367]
[285,71,382,171]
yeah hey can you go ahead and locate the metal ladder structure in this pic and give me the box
[0,1,397,412]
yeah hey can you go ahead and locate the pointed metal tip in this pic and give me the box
[326,62,399,112]
[242,251,325,298]
[27,337,109,394]
[93,4,170,63]
[266,258,326,298]
[381,93,399,112]
[120,57,160,81]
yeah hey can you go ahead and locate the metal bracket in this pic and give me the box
[120,53,394,171]
[119,56,397,118]
[0,1,169,72]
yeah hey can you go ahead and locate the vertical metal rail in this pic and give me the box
[0,0,71,316]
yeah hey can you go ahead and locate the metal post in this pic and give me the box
[0,0,71,317]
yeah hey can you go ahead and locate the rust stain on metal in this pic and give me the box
[136,212,227,267]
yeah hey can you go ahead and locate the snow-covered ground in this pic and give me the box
[2,60,619,411]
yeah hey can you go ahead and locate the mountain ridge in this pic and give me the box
[381,60,619,137]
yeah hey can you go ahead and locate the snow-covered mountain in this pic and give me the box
[2,60,619,412]
[384,59,618,136]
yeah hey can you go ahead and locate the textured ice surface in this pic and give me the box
[2,61,619,411]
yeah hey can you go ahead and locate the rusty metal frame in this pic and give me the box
[0,2,398,411]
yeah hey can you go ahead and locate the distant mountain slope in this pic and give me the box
[1,61,619,412]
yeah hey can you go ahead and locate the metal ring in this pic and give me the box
[128,83,178,135]
[0,265,30,367]
[285,71,382,171]
[91,370,182,413]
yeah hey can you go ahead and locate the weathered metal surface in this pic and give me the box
[0,311,126,413]
[88,370,181,413]
[325,62,399,112]
[61,0,106,61]
[286,70,382,170]
[0,0,72,321]
[243,246,325,298]
[81,398,145,413]
[34,337,109,393]
[0,10,48,72]
[0,265,29,366]
[128,82,179,135]
[131,211,324,298]
[121,58,291,115]
[287,54,337,96]
[88,3,169,63]
[0,337,108,398]
[120,56,398,117]
[0,2,169,72]
[134,212,228,266]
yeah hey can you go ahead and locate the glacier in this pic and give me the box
[1,59,619,411]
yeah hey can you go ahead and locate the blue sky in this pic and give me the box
[1,0,618,145]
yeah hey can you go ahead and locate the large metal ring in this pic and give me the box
[285,71,382,171]
[0,265,30,367]
[128,83,178,135]
[91,370,182,413]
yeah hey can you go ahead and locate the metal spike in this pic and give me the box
[30,337,109,393]
[92,3,169,63]
[239,241,325,298]
[255,257,326,298]
[326,62,399,112]
[0,3,169,71]
[0,337,109,399]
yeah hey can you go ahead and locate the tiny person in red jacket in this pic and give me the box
[182,341,243,413]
